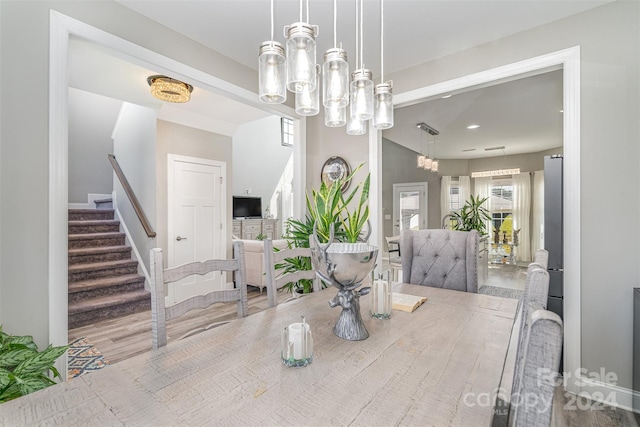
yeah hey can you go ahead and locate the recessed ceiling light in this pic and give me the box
[462,148,476,152]
[467,124,480,129]
[484,146,505,151]
[559,109,564,113]
[441,94,452,99]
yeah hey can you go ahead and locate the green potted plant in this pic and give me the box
[450,194,492,236]
[278,164,370,294]
[0,326,68,403]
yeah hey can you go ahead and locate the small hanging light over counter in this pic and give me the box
[147,75,193,103]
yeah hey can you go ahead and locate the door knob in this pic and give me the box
[176,236,187,241]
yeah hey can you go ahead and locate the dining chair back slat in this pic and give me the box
[264,239,320,307]
[149,240,248,349]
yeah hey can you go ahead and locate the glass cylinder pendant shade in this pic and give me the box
[258,42,287,104]
[285,23,318,93]
[417,155,425,168]
[346,114,367,135]
[373,82,394,129]
[325,104,346,127]
[424,157,433,170]
[350,69,374,121]
[295,67,320,116]
[431,159,439,172]
[322,48,349,108]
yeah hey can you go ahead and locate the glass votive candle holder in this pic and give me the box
[281,316,313,367]
[371,271,392,320]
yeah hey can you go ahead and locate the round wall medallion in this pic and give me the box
[321,156,351,191]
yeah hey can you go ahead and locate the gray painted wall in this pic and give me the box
[112,103,158,275]
[68,88,120,203]
[232,116,292,217]
[381,139,563,237]
[156,120,233,261]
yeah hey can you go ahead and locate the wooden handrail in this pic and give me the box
[108,154,156,238]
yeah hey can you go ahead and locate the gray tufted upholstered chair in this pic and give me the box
[400,229,479,293]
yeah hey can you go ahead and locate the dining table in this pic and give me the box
[0,283,519,426]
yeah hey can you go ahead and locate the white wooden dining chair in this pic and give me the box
[149,240,248,350]
[263,239,320,308]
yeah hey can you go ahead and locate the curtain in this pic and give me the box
[512,173,531,263]
[459,176,471,207]
[531,170,544,256]
[440,176,452,226]
[473,177,492,238]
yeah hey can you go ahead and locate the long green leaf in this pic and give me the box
[13,345,67,376]
[0,348,37,369]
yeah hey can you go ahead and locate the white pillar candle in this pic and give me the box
[288,322,310,360]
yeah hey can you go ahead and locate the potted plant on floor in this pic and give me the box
[0,326,68,403]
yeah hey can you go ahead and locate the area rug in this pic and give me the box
[67,337,111,379]
[478,285,523,300]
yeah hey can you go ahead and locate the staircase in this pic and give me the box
[68,207,151,329]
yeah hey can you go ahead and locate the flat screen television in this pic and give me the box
[233,196,262,219]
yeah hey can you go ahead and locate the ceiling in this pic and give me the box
[385,70,564,159]
[68,36,270,137]
[73,1,609,150]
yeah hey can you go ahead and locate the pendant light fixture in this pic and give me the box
[322,0,349,108]
[295,65,320,116]
[417,124,426,168]
[431,137,439,172]
[285,0,318,93]
[350,0,373,122]
[417,122,438,171]
[346,0,367,135]
[373,0,393,129]
[258,0,286,104]
[325,104,347,127]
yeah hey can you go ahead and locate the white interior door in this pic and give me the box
[392,183,428,235]
[168,155,226,305]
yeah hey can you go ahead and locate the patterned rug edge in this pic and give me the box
[478,285,523,300]
[67,336,111,379]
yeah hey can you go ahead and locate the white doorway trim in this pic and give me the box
[49,10,304,376]
[370,46,581,396]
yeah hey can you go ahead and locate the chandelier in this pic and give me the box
[147,75,193,103]
[258,0,394,133]
[416,122,439,172]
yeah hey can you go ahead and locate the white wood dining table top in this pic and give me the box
[0,283,518,426]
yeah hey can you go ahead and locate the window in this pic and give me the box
[490,180,514,243]
[281,117,294,147]
[449,181,461,211]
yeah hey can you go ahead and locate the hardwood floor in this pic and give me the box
[68,281,638,426]
[68,285,283,364]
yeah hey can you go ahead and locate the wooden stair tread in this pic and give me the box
[68,290,150,314]
[68,246,131,255]
[69,274,144,293]
[68,259,138,273]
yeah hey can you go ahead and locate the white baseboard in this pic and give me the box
[68,193,112,209]
[569,373,639,414]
